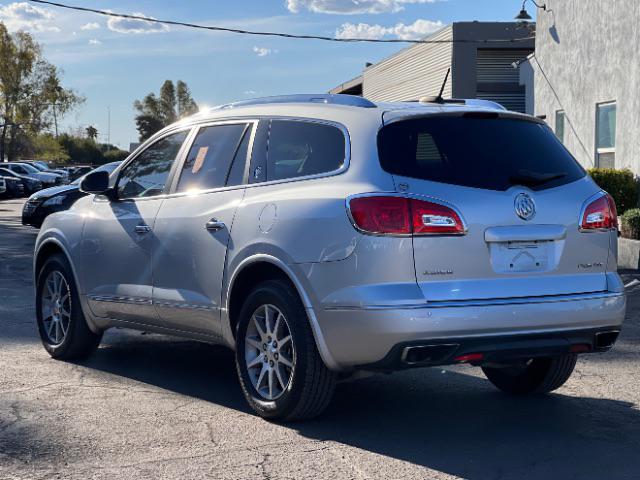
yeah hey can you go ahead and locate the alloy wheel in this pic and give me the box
[41,270,71,345]
[244,304,295,400]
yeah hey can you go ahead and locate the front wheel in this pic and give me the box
[482,354,577,395]
[36,254,102,359]
[235,280,337,421]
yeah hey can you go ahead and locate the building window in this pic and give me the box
[555,110,565,143]
[596,102,616,169]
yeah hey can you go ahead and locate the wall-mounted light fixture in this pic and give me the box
[515,0,547,21]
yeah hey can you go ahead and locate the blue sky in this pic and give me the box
[0,0,535,149]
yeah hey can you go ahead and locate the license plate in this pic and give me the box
[489,240,553,273]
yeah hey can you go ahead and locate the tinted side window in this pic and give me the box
[117,130,188,199]
[266,120,345,181]
[226,127,251,186]
[177,123,248,192]
[378,116,586,191]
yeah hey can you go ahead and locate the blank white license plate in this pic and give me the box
[489,240,553,273]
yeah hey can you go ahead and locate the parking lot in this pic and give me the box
[1,197,639,480]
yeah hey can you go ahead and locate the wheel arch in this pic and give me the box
[223,255,340,371]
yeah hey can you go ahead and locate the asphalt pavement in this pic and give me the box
[1,197,639,480]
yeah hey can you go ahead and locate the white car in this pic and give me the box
[3,163,61,187]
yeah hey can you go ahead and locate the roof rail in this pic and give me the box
[215,94,377,110]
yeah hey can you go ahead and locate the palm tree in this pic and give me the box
[85,125,98,141]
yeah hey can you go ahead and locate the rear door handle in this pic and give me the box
[135,224,151,234]
[205,219,225,232]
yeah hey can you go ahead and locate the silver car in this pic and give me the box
[33,94,625,421]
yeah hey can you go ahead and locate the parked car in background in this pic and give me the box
[0,177,5,196]
[24,161,70,183]
[0,173,25,197]
[22,161,122,228]
[32,95,625,421]
[0,168,43,195]
[67,166,93,182]
[3,163,61,187]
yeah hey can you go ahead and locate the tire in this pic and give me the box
[482,354,577,395]
[235,279,337,421]
[36,254,102,360]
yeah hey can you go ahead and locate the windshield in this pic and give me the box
[72,162,121,185]
[29,163,47,171]
[15,163,40,174]
[377,115,586,191]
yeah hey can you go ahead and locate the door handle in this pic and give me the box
[135,224,151,234]
[205,219,225,232]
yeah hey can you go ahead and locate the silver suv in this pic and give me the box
[34,94,626,421]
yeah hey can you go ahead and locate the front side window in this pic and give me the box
[555,110,565,143]
[117,130,188,199]
[596,102,616,168]
[266,120,345,181]
[176,123,249,192]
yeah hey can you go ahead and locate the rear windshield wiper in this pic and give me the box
[509,171,567,187]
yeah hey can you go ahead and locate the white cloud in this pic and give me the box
[286,0,438,15]
[244,90,258,95]
[253,46,277,57]
[88,38,102,45]
[336,18,443,40]
[81,22,101,30]
[107,12,170,34]
[0,2,59,32]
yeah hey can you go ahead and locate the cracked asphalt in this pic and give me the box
[1,197,639,480]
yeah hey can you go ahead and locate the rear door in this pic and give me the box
[378,112,611,302]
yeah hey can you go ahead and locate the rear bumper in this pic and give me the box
[315,291,626,370]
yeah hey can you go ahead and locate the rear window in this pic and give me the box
[378,115,585,191]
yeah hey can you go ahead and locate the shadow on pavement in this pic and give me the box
[78,332,640,479]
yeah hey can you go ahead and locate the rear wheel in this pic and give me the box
[482,354,577,394]
[36,254,102,359]
[235,280,337,421]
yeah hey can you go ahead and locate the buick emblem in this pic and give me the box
[514,193,536,220]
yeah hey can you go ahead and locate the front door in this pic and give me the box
[152,121,254,338]
[81,129,191,325]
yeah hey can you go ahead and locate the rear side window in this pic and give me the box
[266,120,345,181]
[378,116,586,191]
[177,123,249,192]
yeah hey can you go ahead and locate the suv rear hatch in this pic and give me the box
[377,111,614,302]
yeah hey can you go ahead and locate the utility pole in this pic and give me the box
[52,103,59,139]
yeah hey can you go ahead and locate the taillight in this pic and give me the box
[348,195,464,236]
[580,193,618,231]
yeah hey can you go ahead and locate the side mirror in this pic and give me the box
[80,171,111,195]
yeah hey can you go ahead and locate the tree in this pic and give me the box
[85,125,98,141]
[134,113,165,142]
[57,133,129,165]
[133,80,198,141]
[177,80,198,117]
[31,133,69,164]
[159,80,177,125]
[0,22,83,161]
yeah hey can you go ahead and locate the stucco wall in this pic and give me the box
[533,0,640,173]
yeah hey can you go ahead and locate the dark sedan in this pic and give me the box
[22,161,121,228]
[0,168,43,195]
[0,175,26,198]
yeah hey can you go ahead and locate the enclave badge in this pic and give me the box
[514,193,536,221]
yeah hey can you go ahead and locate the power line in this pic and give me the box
[29,0,535,45]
